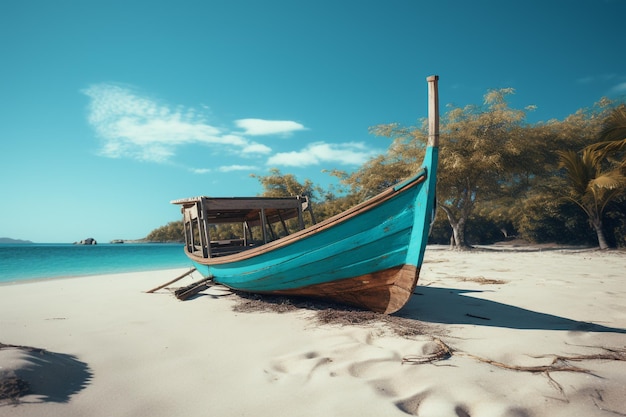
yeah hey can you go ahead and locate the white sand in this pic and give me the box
[1,246,625,416]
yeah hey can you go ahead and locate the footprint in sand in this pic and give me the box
[267,350,334,382]
[395,392,532,417]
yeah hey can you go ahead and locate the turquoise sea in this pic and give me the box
[0,243,192,284]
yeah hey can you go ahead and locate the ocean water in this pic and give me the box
[0,243,192,283]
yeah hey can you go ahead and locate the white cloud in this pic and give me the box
[235,118,306,136]
[218,165,258,172]
[267,142,381,167]
[241,142,272,155]
[82,84,275,162]
[190,168,211,174]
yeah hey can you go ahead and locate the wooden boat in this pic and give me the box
[171,75,439,313]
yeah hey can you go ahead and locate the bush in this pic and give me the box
[515,196,595,245]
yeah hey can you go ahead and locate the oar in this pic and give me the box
[145,267,197,293]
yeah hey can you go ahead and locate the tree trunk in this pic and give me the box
[440,205,471,250]
[591,218,610,250]
[450,218,471,250]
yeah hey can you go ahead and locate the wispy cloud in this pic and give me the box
[267,142,380,167]
[608,82,626,95]
[191,168,211,174]
[218,165,258,172]
[574,75,626,98]
[83,83,380,172]
[235,118,306,136]
[576,74,618,84]
[82,84,284,163]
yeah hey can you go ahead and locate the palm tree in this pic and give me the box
[589,104,626,173]
[557,148,626,249]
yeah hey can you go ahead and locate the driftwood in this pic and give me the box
[403,342,626,395]
[145,268,196,293]
[174,277,214,300]
[402,338,452,364]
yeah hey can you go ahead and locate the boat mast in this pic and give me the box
[427,75,439,148]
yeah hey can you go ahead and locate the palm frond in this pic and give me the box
[591,172,626,190]
[599,105,626,143]
[587,139,626,154]
[557,150,593,195]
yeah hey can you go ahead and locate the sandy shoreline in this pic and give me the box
[1,245,625,416]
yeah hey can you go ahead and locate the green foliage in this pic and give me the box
[604,196,626,247]
[514,195,595,245]
[594,103,626,172]
[557,147,626,249]
[250,168,318,198]
[208,223,243,240]
[465,213,507,245]
[145,221,185,242]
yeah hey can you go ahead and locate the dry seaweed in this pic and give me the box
[231,293,312,314]
[231,292,437,338]
[458,276,507,285]
[402,338,453,364]
[461,347,626,374]
[456,349,626,396]
[404,345,626,395]
[0,343,37,404]
[0,376,30,404]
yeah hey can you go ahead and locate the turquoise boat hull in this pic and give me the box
[184,147,437,313]
[174,75,440,313]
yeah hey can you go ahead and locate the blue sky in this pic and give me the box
[1,0,625,243]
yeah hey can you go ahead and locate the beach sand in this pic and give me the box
[1,245,625,416]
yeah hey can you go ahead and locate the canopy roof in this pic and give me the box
[171,196,309,225]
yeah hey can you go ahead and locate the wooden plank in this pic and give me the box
[174,277,214,300]
[173,196,306,208]
[145,267,197,293]
[203,198,307,211]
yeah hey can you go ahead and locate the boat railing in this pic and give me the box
[174,195,315,259]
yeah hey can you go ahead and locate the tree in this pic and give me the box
[435,88,528,249]
[557,148,626,249]
[339,88,533,249]
[145,221,185,242]
[590,104,626,173]
[250,168,318,198]
[250,168,322,226]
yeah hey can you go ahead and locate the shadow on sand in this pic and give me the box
[0,343,92,405]
[398,286,626,334]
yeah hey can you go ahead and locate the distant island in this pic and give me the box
[74,238,98,245]
[0,237,33,244]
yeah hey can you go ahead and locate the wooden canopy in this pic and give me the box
[171,196,311,225]
[171,195,314,258]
